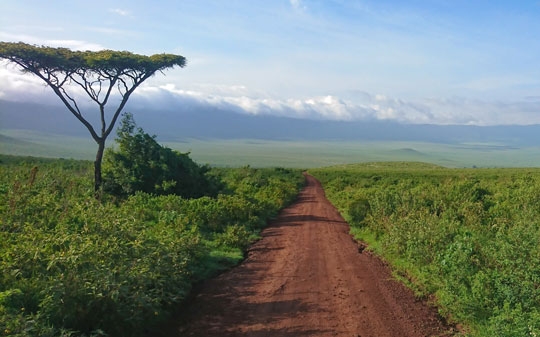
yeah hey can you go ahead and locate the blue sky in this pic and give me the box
[1,0,539,125]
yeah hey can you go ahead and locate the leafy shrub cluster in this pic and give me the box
[0,155,303,336]
[311,163,540,337]
[103,113,220,198]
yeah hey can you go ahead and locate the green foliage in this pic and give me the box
[0,42,186,77]
[311,163,540,336]
[0,41,187,191]
[0,156,304,336]
[214,225,254,251]
[103,113,219,198]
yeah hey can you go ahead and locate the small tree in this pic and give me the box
[0,42,186,193]
[103,113,219,198]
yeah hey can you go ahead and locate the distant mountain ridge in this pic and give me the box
[1,99,540,146]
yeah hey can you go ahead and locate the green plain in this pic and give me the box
[2,129,540,168]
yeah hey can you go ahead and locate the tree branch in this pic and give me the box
[60,86,82,115]
[102,75,118,106]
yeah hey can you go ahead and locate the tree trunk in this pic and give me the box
[94,139,106,197]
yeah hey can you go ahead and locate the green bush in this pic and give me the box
[103,113,220,198]
[347,197,371,225]
[214,225,253,251]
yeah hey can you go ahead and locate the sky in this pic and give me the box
[0,0,539,125]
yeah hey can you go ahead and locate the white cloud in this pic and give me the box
[0,66,50,102]
[290,0,306,11]
[130,83,540,126]
[109,8,131,17]
[1,68,540,126]
[0,32,105,51]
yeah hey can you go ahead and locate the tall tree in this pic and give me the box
[0,42,186,193]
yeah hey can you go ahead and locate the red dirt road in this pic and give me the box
[173,174,454,336]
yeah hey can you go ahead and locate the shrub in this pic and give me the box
[103,113,219,198]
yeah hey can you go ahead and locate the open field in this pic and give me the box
[0,130,97,160]
[2,129,540,168]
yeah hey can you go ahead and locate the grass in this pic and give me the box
[2,129,540,168]
[0,129,96,159]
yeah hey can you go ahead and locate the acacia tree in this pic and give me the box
[0,41,186,192]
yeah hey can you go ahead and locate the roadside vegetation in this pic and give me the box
[0,141,304,335]
[310,162,540,336]
[3,133,539,337]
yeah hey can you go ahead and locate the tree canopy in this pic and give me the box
[0,42,186,192]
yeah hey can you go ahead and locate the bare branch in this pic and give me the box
[60,86,82,115]
[102,76,118,106]
[117,77,129,96]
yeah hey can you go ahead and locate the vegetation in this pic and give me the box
[0,42,186,191]
[103,113,220,198]
[0,155,304,336]
[3,146,539,336]
[4,131,540,168]
[310,162,540,336]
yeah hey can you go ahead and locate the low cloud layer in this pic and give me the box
[131,84,540,126]
[1,68,539,126]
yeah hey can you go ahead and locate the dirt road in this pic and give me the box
[173,174,453,336]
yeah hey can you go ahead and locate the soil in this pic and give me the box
[170,174,456,337]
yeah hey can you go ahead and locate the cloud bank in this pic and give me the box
[130,84,540,126]
[1,68,539,126]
